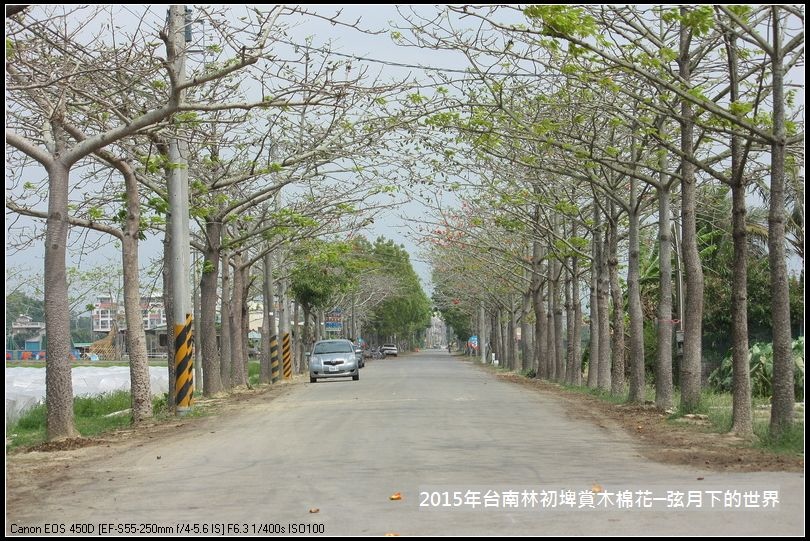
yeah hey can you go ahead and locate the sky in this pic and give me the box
[6,5,805,305]
[5,5,470,299]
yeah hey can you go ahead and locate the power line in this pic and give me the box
[273,37,552,78]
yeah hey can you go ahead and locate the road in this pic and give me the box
[7,351,804,535]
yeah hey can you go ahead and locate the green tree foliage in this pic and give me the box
[6,290,45,328]
[289,236,431,345]
[290,240,357,313]
[709,338,804,400]
[6,291,46,348]
[366,238,432,340]
[697,186,804,349]
[432,281,472,340]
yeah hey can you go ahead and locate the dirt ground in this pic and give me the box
[497,372,804,473]
[5,368,803,521]
[5,381,298,518]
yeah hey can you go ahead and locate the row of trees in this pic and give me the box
[5,5,426,440]
[288,236,431,366]
[5,5,803,444]
[409,5,803,439]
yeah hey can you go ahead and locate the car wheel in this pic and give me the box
[310,377,317,383]
[352,374,359,381]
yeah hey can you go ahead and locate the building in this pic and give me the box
[92,294,166,333]
[140,295,167,330]
[10,314,46,350]
[92,295,119,332]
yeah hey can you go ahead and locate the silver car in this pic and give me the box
[308,339,359,383]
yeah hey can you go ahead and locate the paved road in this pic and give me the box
[7,351,804,535]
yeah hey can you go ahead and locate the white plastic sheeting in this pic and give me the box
[5,367,170,424]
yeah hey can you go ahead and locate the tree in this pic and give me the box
[5,5,306,438]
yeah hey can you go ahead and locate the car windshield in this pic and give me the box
[313,342,353,354]
[384,344,396,348]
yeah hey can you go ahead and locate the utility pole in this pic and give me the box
[672,222,685,387]
[351,291,356,341]
[168,5,193,415]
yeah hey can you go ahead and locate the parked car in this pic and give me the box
[354,345,365,368]
[308,339,359,383]
[381,343,398,357]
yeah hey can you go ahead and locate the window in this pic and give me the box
[313,341,354,354]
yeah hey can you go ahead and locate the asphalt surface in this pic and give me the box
[7,351,804,535]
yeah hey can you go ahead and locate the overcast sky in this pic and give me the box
[5,5,473,298]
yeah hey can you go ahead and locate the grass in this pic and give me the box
[558,381,633,405]
[6,391,171,451]
[6,389,213,451]
[669,389,804,455]
[516,371,804,457]
[248,360,260,386]
[755,421,805,454]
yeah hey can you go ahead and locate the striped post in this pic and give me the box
[270,335,280,383]
[174,313,194,414]
[282,332,292,380]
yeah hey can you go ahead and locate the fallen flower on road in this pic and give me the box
[309,508,320,514]
[389,492,402,501]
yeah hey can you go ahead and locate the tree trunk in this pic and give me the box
[220,249,232,390]
[656,178,674,409]
[597,218,611,391]
[571,253,582,387]
[278,278,289,374]
[532,241,548,379]
[303,305,312,367]
[627,192,646,403]
[511,298,519,371]
[478,301,487,364]
[546,288,555,381]
[490,314,498,364]
[553,259,565,382]
[200,220,223,395]
[240,264,250,385]
[587,215,600,389]
[293,301,301,373]
[503,308,510,367]
[724,28,752,436]
[768,10,794,438]
[608,206,626,396]
[260,251,274,384]
[44,161,76,440]
[192,252,203,395]
[495,309,504,365]
[508,306,517,371]
[565,269,575,385]
[163,230,176,414]
[229,253,246,387]
[121,224,151,422]
[679,12,704,412]
[521,289,532,373]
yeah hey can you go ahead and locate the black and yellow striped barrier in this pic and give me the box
[282,332,292,380]
[174,313,194,413]
[270,334,280,383]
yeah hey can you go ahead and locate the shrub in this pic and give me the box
[709,337,804,399]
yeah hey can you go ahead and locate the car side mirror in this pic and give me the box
[305,352,311,358]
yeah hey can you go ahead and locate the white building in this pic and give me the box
[92,294,166,332]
